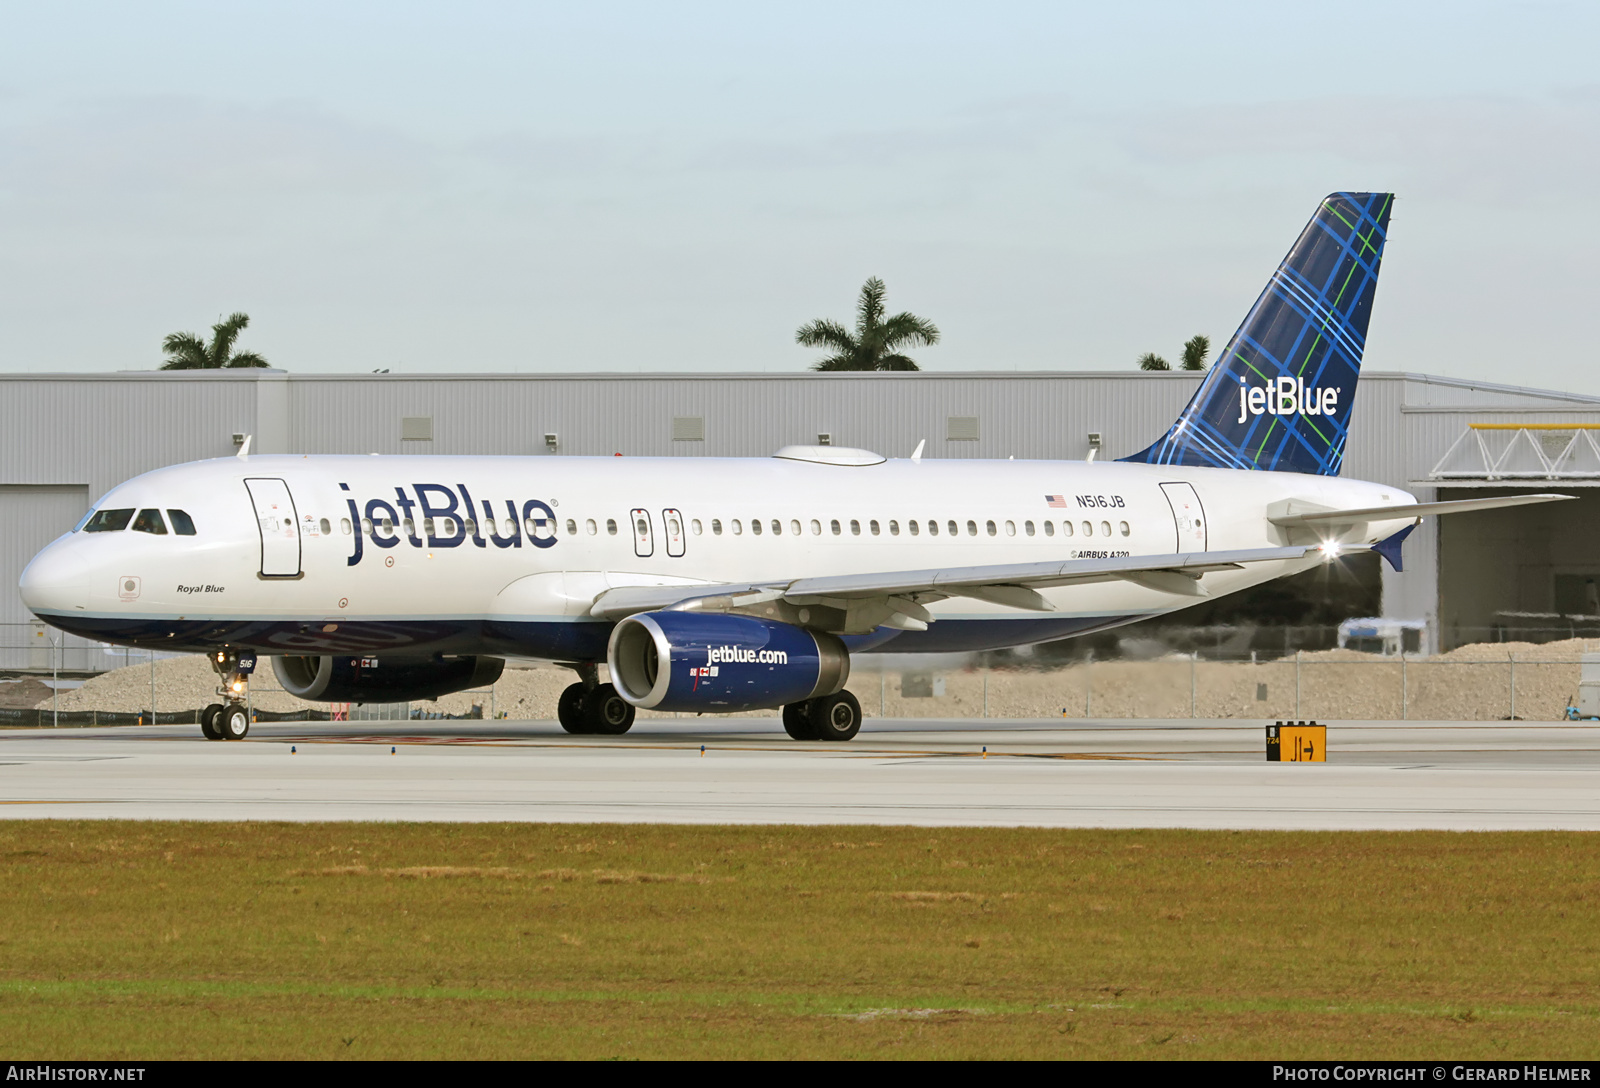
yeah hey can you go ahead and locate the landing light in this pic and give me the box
[231,680,244,693]
[1318,541,1342,560]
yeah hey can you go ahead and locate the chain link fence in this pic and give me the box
[3,623,1596,725]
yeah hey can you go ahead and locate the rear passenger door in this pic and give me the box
[1159,482,1207,552]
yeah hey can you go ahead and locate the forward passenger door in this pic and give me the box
[244,478,302,577]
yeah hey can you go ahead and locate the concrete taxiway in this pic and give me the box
[2,718,1599,830]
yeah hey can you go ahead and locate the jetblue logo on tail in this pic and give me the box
[1122,192,1392,477]
[1237,376,1341,423]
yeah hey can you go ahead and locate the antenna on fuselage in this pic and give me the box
[236,434,253,459]
[910,439,925,463]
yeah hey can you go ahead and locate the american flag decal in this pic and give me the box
[1045,495,1066,508]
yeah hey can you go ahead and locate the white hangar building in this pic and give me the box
[4,367,1599,670]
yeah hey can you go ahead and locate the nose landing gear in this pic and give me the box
[202,649,257,741]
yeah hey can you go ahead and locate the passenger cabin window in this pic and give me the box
[1119,521,1130,536]
[964,520,975,536]
[1025,520,1036,537]
[889,520,900,536]
[986,520,997,537]
[692,519,703,535]
[566,519,577,535]
[929,520,939,537]
[131,509,167,535]
[84,508,134,533]
[870,519,880,536]
[790,519,801,536]
[319,518,332,536]
[751,519,763,536]
[587,519,598,535]
[771,519,782,535]
[732,520,743,535]
[168,509,197,536]
[606,519,618,535]
[1100,521,1111,536]
[340,518,352,535]
[850,520,861,536]
[1062,521,1073,537]
[830,520,841,536]
[712,519,723,536]
[1082,521,1093,536]
[1005,520,1015,536]
[1043,521,1054,537]
[810,519,821,536]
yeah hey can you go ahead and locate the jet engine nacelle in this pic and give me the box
[607,611,850,712]
[272,654,505,703]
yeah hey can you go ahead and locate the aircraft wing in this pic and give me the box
[587,544,1319,621]
[1268,493,1573,527]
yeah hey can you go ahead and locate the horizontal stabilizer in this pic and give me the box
[1269,493,1573,527]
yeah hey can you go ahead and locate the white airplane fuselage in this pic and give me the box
[19,450,1415,662]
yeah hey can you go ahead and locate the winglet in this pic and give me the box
[236,435,253,459]
[910,439,925,463]
[1372,523,1415,572]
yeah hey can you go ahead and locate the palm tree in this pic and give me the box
[160,312,270,370]
[797,277,939,371]
[1137,334,1209,372]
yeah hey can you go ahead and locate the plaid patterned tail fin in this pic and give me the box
[1121,192,1393,477]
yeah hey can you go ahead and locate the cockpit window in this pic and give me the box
[131,509,168,535]
[167,509,197,536]
[83,508,134,532]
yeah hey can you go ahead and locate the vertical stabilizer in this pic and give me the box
[1122,192,1393,476]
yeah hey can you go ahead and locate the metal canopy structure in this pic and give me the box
[1428,424,1600,487]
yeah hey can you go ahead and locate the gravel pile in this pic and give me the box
[1,677,56,710]
[35,639,1599,722]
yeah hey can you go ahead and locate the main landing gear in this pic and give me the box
[781,690,862,742]
[556,661,636,736]
[200,649,256,741]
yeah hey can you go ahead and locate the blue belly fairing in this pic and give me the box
[32,610,1151,660]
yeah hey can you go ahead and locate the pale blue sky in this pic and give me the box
[3,2,1598,389]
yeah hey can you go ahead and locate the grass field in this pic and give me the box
[1,821,1597,1060]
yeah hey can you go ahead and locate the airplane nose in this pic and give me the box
[18,540,91,614]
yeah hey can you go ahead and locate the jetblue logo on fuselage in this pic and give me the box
[341,482,556,567]
[1236,376,1340,424]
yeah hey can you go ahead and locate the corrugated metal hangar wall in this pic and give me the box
[4,368,1599,668]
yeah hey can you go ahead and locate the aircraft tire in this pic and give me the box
[200,703,224,741]
[218,704,250,741]
[557,683,589,734]
[809,690,862,742]
[584,684,636,735]
[782,702,819,740]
